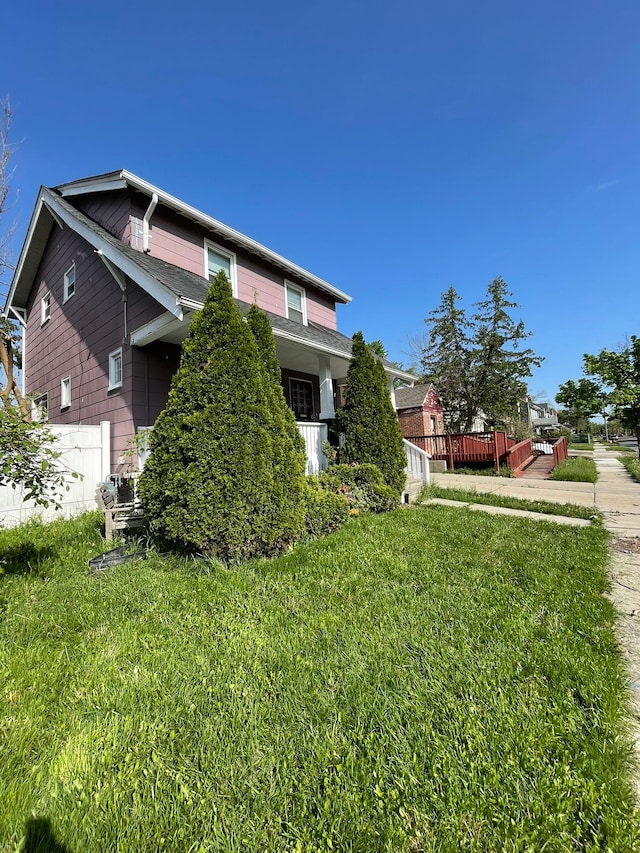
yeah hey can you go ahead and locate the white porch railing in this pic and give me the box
[297,422,329,475]
[403,438,431,484]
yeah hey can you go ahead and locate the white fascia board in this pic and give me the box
[56,174,129,197]
[57,169,352,304]
[42,191,184,319]
[130,312,187,346]
[177,297,204,312]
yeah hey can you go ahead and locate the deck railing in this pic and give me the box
[552,435,568,468]
[405,431,516,473]
[403,439,431,484]
[505,438,533,474]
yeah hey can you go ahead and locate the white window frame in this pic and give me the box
[41,292,51,325]
[31,393,48,422]
[204,240,237,296]
[284,280,307,325]
[63,263,76,302]
[108,348,123,390]
[60,376,71,409]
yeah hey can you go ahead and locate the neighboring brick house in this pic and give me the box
[395,384,445,439]
[5,170,413,472]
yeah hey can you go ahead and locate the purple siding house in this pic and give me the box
[5,170,412,473]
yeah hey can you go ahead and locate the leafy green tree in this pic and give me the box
[337,331,406,495]
[555,378,610,436]
[419,279,542,432]
[0,408,74,509]
[584,337,640,455]
[138,271,306,560]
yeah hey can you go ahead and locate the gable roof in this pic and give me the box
[5,188,414,380]
[395,384,433,409]
[54,169,351,304]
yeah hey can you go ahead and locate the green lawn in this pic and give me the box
[1,510,638,851]
[419,484,599,519]
[550,456,599,483]
[620,453,640,483]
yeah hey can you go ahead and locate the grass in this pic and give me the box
[1,510,639,851]
[445,465,513,477]
[568,442,594,451]
[606,444,636,453]
[619,453,640,483]
[550,456,599,483]
[418,483,599,520]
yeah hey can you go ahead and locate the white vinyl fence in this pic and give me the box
[0,422,111,528]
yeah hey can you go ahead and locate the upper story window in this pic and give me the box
[32,393,48,422]
[63,263,76,302]
[60,376,71,409]
[285,281,306,325]
[41,292,51,325]
[205,240,237,295]
[108,348,123,390]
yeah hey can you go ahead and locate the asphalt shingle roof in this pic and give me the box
[51,191,358,359]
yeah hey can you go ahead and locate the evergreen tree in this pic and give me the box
[420,286,474,432]
[420,279,542,432]
[337,331,406,495]
[138,271,304,560]
[246,302,306,535]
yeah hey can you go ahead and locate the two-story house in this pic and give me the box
[4,170,412,473]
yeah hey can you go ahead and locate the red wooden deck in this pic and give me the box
[405,432,567,476]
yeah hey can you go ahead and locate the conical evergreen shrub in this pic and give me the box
[246,302,306,539]
[337,331,406,495]
[138,272,305,561]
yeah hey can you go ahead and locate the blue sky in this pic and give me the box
[3,0,639,401]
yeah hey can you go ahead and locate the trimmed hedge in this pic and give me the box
[303,477,350,538]
[318,463,399,513]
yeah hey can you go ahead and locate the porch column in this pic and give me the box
[387,374,397,410]
[318,356,335,420]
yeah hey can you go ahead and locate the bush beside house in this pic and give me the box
[138,272,306,561]
[336,332,406,496]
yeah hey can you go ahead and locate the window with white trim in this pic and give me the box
[41,292,51,325]
[205,241,237,294]
[31,393,48,422]
[60,376,71,409]
[108,348,123,390]
[63,263,76,302]
[285,281,306,325]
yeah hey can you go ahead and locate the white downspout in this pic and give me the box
[142,192,158,254]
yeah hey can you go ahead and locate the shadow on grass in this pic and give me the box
[21,817,71,852]
[0,542,56,576]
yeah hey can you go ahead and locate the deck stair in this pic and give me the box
[515,454,556,479]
